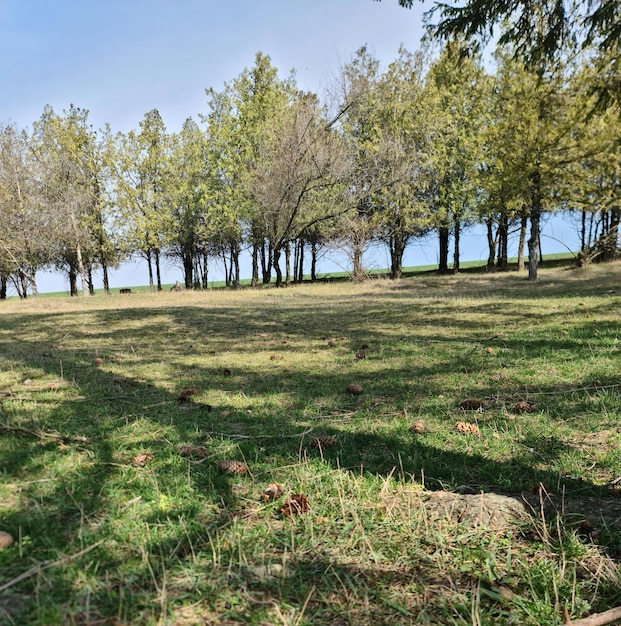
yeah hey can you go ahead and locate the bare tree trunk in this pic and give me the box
[453,216,461,273]
[517,214,528,272]
[528,169,542,281]
[311,239,317,282]
[251,240,259,287]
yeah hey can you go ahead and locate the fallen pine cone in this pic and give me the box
[261,483,285,502]
[217,460,249,476]
[270,354,283,360]
[354,351,366,360]
[347,384,363,395]
[455,421,480,436]
[410,420,426,434]
[93,357,104,365]
[280,493,310,517]
[222,368,232,377]
[309,436,337,449]
[176,444,210,459]
[490,373,509,382]
[459,399,486,411]
[132,453,154,467]
[513,400,537,413]
[178,388,198,403]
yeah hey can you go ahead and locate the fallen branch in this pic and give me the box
[566,605,621,626]
[0,423,90,445]
[0,540,104,594]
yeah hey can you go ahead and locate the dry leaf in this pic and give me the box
[261,483,285,502]
[280,493,310,517]
[132,453,153,467]
[455,421,480,436]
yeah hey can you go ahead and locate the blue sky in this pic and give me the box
[1,1,579,292]
[1,0,427,134]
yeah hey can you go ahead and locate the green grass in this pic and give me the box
[0,260,619,624]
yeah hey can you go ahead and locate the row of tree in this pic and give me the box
[0,32,619,297]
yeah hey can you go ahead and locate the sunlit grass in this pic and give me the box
[0,260,619,624]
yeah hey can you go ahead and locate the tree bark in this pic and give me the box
[517,214,528,272]
[453,216,461,273]
[438,226,450,273]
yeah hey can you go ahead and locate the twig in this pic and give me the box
[207,427,314,440]
[0,540,104,593]
[566,605,621,626]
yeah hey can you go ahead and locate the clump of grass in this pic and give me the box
[0,261,619,624]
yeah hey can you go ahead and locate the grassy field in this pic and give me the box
[0,261,620,625]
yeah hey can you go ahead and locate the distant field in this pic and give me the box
[0,260,619,625]
[27,251,578,298]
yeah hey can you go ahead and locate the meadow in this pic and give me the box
[0,261,620,625]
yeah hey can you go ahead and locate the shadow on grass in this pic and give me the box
[0,274,619,622]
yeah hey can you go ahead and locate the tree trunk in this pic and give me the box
[311,239,317,282]
[285,242,291,286]
[498,213,508,269]
[486,219,497,270]
[528,169,542,281]
[438,226,450,273]
[69,264,78,297]
[453,216,461,273]
[390,233,405,279]
[0,275,6,300]
[261,239,273,284]
[232,242,240,288]
[274,246,283,287]
[183,250,193,289]
[202,250,209,289]
[251,240,259,287]
[297,239,304,282]
[146,250,154,292]
[517,214,528,272]
[155,249,162,291]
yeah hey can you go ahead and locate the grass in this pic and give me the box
[0,260,619,625]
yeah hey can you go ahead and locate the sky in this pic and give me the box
[0,1,580,293]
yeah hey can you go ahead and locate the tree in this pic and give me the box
[31,105,105,296]
[248,92,351,286]
[0,123,47,298]
[426,44,489,273]
[113,110,171,291]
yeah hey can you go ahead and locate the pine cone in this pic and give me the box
[309,436,338,449]
[455,421,480,436]
[261,483,285,502]
[217,460,249,475]
[513,400,537,413]
[490,373,509,382]
[347,384,363,395]
[178,388,198,403]
[280,493,310,517]
[176,444,210,459]
[410,420,426,434]
[459,399,486,410]
[132,453,153,467]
